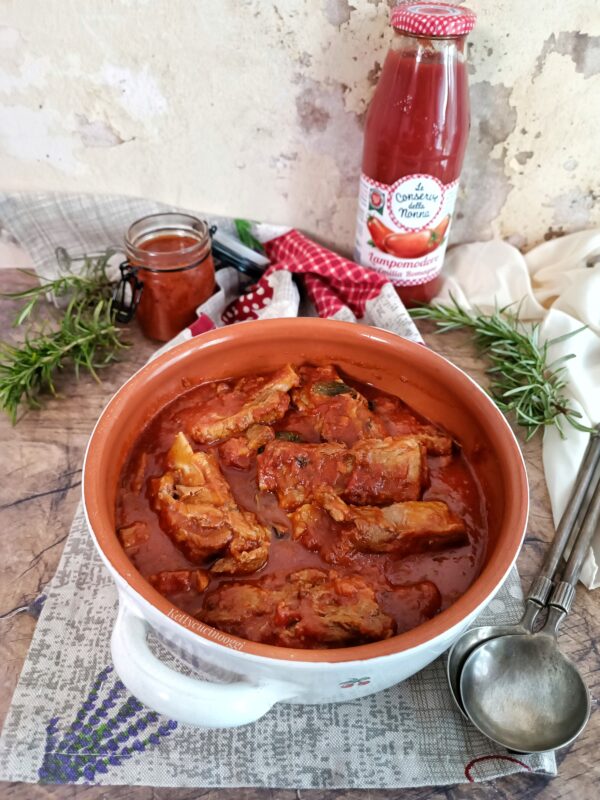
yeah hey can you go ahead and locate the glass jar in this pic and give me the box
[122,212,215,342]
[354,2,476,306]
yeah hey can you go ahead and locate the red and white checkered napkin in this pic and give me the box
[164,229,422,352]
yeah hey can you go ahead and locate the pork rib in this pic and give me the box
[150,432,270,575]
[200,568,395,648]
[191,365,300,444]
[257,436,426,509]
[321,494,468,555]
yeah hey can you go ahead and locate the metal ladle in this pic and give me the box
[459,461,600,753]
[447,431,600,716]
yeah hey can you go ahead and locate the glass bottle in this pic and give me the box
[354,2,476,306]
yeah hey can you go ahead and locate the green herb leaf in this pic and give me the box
[275,431,303,442]
[313,381,355,397]
[409,295,595,439]
[0,250,128,422]
[234,219,265,254]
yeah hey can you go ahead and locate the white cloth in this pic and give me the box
[437,232,600,588]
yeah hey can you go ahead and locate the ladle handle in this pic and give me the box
[548,457,600,616]
[527,430,600,607]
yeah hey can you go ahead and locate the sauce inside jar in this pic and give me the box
[126,214,215,342]
[138,234,200,256]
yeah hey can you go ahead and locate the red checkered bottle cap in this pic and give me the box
[391,2,476,38]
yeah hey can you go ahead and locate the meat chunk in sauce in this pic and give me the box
[257,441,355,509]
[292,496,467,561]
[200,569,395,648]
[150,432,270,575]
[372,396,453,455]
[148,569,210,595]
[191,365,300,444]
[218,424,275,469]
[324,495,467,555]
[117,522,149,555]
[257,436,426,510]
[291,365,385,446]
[342,437,427,505]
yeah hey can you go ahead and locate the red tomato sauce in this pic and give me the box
[138,234,201,257]
[360,41,470,304]
[131,234,215,342]
[363,53,469,186]
[116,369,488,640]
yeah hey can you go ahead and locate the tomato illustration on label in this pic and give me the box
[367,215,450,259]
[367,217,394,251]
[432,214,450,242]
[383,230,434,259]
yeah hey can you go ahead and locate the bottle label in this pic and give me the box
[354,172,459,286]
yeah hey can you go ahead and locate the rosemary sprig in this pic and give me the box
[3,251,115,327]
[0,251,128,422]
[0,299,126,422]
[409,296,593,440]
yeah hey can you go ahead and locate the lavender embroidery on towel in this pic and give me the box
[38,666,177,784]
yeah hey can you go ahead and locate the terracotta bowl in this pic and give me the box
[83,318,528,728]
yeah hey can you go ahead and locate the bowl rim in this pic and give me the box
[83,318,529,665]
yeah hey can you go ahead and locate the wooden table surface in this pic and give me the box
[1,267,598,799]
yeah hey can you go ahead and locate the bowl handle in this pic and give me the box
[111,601,298,728]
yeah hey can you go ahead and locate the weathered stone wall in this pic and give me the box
[1,0,598,253]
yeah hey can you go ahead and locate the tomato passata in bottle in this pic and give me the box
[354,2,476,305]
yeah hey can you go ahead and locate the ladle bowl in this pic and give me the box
[458,453,600,753]
[460,624,590,752]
